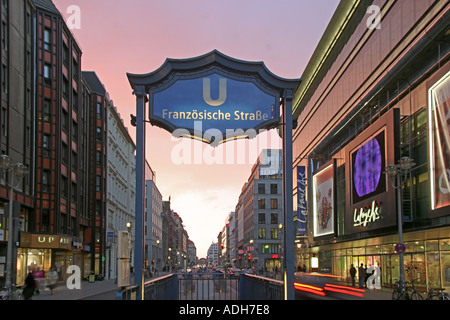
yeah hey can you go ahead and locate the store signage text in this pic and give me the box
[37,236,70,245]
[353,201,382,227]
[20,233,72,250]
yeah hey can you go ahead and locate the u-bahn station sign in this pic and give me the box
[127,50,300,145]
[127,50,301,300]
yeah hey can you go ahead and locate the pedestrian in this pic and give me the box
[46,267,58,295]
[350,264,357,286]
[33,266,45,294]
[364,264,369,287]
[22,270,35,300]
[358,263,365,288]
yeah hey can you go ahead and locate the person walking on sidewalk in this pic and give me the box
[33,267,45,295]
[46,267,58,295]
[358,263,365,288]
[22,270,35,300]
[350,264,357,287]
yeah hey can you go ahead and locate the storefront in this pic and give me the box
[296,227,450,291]
[16,233,89,286]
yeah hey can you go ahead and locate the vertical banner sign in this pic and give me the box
[429,71,450,214]
[297,166,307,235]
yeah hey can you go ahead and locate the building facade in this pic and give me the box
[17,0,89,285]
[106,94,136,280]
[293,0,450,291]
[0,0,35,287]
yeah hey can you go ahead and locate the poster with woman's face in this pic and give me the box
[313,163,334,237]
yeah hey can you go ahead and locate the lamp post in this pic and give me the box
[385,156,415,296]
[0,155,27,288]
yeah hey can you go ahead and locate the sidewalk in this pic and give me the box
[32,279,118,300]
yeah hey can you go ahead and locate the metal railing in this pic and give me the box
[117,272,284,300]
[239,274,284,300]
[177,272,240,300]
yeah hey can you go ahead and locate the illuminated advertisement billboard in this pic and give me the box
[428,70,450,217]
[312,160,336,238]
[345,108,399,234]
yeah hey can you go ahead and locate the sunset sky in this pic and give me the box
[52,0,340,258]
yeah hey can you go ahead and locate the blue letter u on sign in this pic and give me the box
[203,78,227,106]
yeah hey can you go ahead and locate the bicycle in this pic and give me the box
[406,279,423,300]
[0,284,23,300]
[392,279,407,300]
[425,284,450,300]
[392,279,423,300]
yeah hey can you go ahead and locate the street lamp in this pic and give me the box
[0,155,28,289]
[385,156,415,297]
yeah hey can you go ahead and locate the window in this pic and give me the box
[2,64,7,93]
[96,150,102,163]
[62,110,68,131]
[61,143,68,164]
[63,77,69,98]
[270,198,278,209]
[41,209,50,232]
[44,28,52,51]
[258,183,265,194]
[96,103,102,119]
[96,127,102,142]
[61,176,68,198]
[258,228,266,239]
[258,198,265,209]
[1,107,7,137]
[270,184,278,194]
[270,228,279,239]
[43,134,50,157]
[262,244,279,254]
[96,176,101,192]
[42,170,50,193]
[1,21,7,51]
[270,213,278,224]
[71,182,77,202]
[44,63,51,86]
[258,213,265,224]
[43,99,51,121]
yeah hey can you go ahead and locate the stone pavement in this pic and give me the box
[31,279,118,300]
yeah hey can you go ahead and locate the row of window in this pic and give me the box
[257,183,279,194]
[257,198,279,209]
[258,212,279,224]
[258,227,280,240]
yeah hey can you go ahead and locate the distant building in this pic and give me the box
[238,149,283,275]
[207,242,218,266]
[105,92,136,280]
[145,174,162,272]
